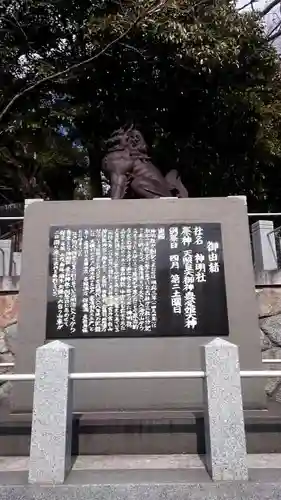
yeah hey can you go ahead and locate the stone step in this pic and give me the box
[2,453,281,472]
[2,409,281,456]
[1,455,281,487]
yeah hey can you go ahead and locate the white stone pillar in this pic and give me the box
[11,252,21,276]
[202,338,248,481]
[251,220,277,272]
[29,341,74,484]
[0,240,12,276]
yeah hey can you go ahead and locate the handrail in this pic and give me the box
[0,360,277,369]
[1,369,281,382]
[262,359,281,364]
[69,370,205,380]
[0,374,35,381]
[57,370,281,379]
[240,370,281,377]
[248,213,281,216]
[0,217,24,220]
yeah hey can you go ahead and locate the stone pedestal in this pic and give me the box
[29,341,74,484]
[0,240,12,277]
[202,338,248,481]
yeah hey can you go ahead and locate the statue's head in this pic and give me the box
[126,128,147,154]
[105,124,148,157]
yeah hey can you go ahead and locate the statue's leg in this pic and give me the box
[130,177,170,198]
[165,170,188,198]
[110,173,127,199]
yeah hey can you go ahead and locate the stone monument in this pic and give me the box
[12,196,264,412]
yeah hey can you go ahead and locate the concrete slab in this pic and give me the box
[72,454,206,470]
[66,469,211,484]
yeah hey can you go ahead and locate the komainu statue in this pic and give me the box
[102,125,188,199]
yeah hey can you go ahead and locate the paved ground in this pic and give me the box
[2,483,281,500]
[0,455,280,498]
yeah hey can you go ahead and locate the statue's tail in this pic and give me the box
[165,169,188,198]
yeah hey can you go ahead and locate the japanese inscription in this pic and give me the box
[47,223,228,338]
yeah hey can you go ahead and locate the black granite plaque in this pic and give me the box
[46,223,229,338]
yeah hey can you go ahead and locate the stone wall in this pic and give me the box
[0,295,18,411]
[1,290,281,404]
[257,288,281,402]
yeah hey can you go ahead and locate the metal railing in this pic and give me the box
[0,368,281,382]
[248,213,281,217]
[0,374,35,381]
[0,217,24,221]
[67,369,281,379]
[262,359,281,364]
[0,360,279,367]
[0,215,24,256]
[69,370,205,380]
[1,361,281,373]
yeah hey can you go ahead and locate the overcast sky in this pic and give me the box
[236,0,268,9]
[236,0,281,50]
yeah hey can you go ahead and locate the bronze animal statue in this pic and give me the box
[102,125,188,199]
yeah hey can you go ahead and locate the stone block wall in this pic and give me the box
[257,288,281,402]
[0,295,18,412]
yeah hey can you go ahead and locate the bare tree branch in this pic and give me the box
[119,42,147,57]
[10,13,29,41]
[0,14,28,41]
[0,0,168,123]
[237,0,257,12]
[261,0,280,18]
[268,26,281,40]
[238,0,281,42]
[268,18,281,37]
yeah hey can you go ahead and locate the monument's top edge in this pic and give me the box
[24,196,248,225]
[27,196,246,207]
